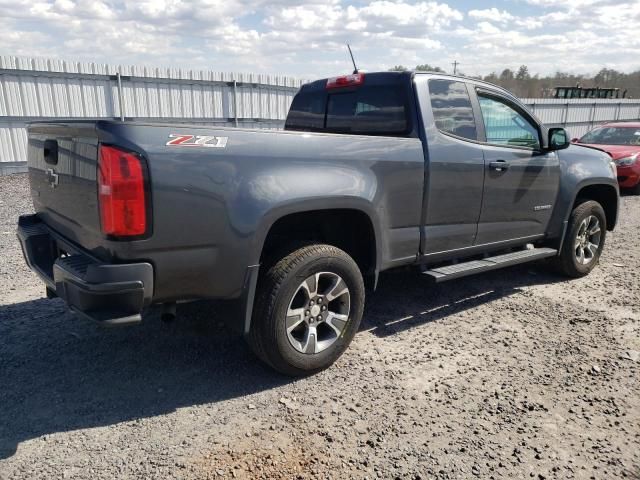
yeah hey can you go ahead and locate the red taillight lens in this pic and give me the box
[326,73,365,89]
[98,145,147,237]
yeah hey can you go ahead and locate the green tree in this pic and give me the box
[399,62,640,98]
[389,65,408,72]
[415,64,444,73]
[594,68,622,86]
[483,72,499,84]
[499,68,514,81]
[516,65,530,81]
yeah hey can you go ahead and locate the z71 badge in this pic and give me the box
[166,134,228,148]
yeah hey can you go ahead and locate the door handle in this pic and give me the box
[489,160,509,172]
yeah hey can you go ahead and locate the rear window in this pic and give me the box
[284,91,325,131]
[428,79,477,141]
[285,85,410,136]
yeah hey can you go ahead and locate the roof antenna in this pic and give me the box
[347,44,359,74]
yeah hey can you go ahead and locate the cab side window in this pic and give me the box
[428,80,478,141]
[477,94,540,149]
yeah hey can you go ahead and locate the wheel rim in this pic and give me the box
[285,272,351,354]
[574,215,602,265]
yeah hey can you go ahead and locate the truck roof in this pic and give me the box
[412,71,515,96]
[300,70,517,101]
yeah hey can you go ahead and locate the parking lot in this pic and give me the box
[1,172,638,479]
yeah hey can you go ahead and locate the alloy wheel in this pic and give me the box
[285,272,351,354]
[574,215,602,265]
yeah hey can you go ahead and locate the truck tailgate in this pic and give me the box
[27,122,102,245]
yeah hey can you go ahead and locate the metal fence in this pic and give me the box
[521,97,640,139]
[0,55,305,174]
[2,55,640,174]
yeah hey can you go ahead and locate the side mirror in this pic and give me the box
[547,127,570,151]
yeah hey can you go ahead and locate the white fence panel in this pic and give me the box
[522,98,640,138]
[0,55,306,172]
[0,122,28,173]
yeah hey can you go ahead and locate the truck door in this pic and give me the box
[472,89,560,245]
[416,77,485,255]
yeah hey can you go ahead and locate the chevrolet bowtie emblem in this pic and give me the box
[45,168,59,189]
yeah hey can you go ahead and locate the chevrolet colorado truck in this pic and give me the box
[18,71,619,375]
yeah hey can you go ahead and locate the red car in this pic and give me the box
[573,122,640,194]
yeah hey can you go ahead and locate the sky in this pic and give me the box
[1,0,638,80]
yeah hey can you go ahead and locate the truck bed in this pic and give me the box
[26,120,425,303]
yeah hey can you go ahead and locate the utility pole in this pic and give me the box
[452,60,459,75]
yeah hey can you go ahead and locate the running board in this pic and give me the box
[422,247,557,283]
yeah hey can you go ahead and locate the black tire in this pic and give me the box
[550,200,607,278]
[247,244,365,376]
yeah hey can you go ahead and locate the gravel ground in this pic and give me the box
[0,172,638,480]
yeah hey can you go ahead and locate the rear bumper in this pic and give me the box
[17,214,154,325]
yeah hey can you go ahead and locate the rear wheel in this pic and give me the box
[550,200,607,278]
[247,244,365,376]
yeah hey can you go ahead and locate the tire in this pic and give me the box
[247,244,365,376]
[550,200,607,278]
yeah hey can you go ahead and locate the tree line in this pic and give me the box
[389,65,640,99]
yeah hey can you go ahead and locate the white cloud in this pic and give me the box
[515,18,543,30]
[357,1,463,30]
[0,0,637,78]
[468,8,513,23]
[476,21,502,34]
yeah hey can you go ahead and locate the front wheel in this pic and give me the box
[550,200,607,278]
[247,244,365,376]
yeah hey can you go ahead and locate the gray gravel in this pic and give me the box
[1,172,639,479]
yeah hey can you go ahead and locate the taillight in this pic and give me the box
[98,145,148,237]
[326,73,365,89]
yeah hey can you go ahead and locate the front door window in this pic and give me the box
[478,95,540,149]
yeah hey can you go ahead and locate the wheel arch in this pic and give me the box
[256,204,381,288]
[572,182,619,231]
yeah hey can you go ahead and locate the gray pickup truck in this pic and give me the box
[18,71,619,375]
